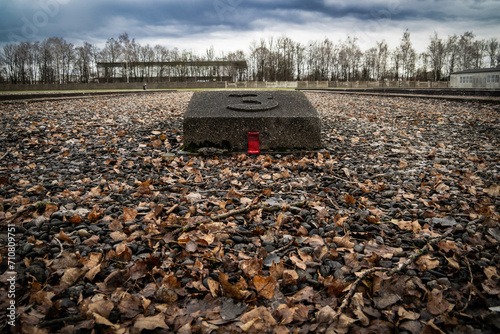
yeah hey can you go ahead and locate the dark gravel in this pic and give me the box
[0,91,499,333]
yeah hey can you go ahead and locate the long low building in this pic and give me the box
[450,67,500,89]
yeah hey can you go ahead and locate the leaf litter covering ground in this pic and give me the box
[0,91,499,334]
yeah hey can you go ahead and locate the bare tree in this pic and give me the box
[1,44,17,83]
[294,42,306,80]
[75,42,95,83]
[472,39,486,69]
[100,37,122,81]
[337,36,362,81]
[249,38,269,81]
[375,40,389,80]
[486,38,498,67]
[119,33,138,82]
[363,47,377,80]
[457,31,476,70]
[427,32,446,81]
[445,34,459,76]
[398,30,416,80]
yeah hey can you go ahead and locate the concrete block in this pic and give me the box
[183,90,321,152]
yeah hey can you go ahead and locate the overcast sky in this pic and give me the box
[1,0,499,55]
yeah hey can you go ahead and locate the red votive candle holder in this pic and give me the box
[247,131,260,154]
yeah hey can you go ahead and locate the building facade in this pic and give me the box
[450,67,500,89]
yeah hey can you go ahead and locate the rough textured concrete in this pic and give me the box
[183,90,321,152]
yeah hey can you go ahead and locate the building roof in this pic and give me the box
[97,61,248,69]
[451,67,500,75]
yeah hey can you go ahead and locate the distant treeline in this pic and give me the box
[0,31,498,84]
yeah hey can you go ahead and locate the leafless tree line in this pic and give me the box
[1,31,498,84]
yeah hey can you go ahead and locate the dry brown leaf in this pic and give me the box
[398,306,420,320]
[240,258,262,277]
[240,306,277,332]
[84,235,100,247]
[313,245,329,262]
[344,194,356,205]
[88,208,103,221]
[27,184,45,193]
[118,292,141,319]
[276,304,295,324]
[484,266,499,279]
[93,312,120,329]
[270,262,285,281]
[307,234,325,247]
[427,289,450,315]
[437,240,458,253]
[484,184,500,197]
[57,230,74,244]
[207,278,220,298]
[154,285,178,303]
[116,243,132,261]
[108,218,123,231]
[85,264,101,282]
[123,206,138,223]
[290,254,307,270]
[69,215,82,224]
[109,231,127,241]
[219,272,249,300]
[316,305,337,324]
[416,254,440,271]
[89,186,101,197]
[133,314,169,331]
[352,292,369,326]
[482,279,500,295]
[290,286,315,303]
[392,219,421,233]
[253,276,275,299]
[445,256,461,270]
[60,267,87,288]
[283,269,299,285]
[364,240,403,259]
[88,299,114,318]
[332,233,354,249]
[298,249,313,263]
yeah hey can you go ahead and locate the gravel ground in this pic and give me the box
[0,91,499,333]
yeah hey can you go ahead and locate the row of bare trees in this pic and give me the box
[1,31,498,84]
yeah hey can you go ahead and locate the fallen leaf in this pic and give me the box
[60,267,87,288]
[253,276,275,299]
[427,289,450,315]
[240,306,277,332]
[416,254,440,271]
[57,230,74,244]
[344,194,356,205]
[93,312,120,329]
[290,286,315,303]
[116,243,132,261]
[88,299,114,318]
[220,298,247,321]
[123,206,138,222]
[484,184,500,197]
[110,231,127,241]
[219,273,250,300]
[333,233,354,249]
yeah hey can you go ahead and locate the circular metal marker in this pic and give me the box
[227,93,279,112]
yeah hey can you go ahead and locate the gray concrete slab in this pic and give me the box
[183,90,321,152]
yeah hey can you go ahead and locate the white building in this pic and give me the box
[450,67,500,89]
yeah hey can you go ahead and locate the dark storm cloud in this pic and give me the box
[0,0,499,50]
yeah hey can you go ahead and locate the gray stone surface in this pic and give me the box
[183,90,321,152]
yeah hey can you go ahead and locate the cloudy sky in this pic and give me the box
[1,0,499,54]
